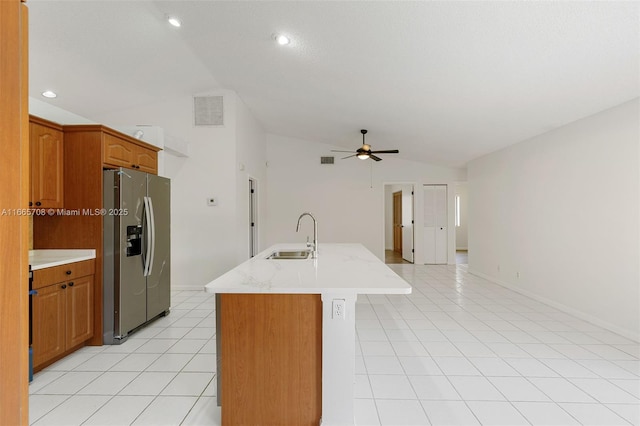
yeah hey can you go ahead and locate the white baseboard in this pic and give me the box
[469,269,640,343]
[171,285,207,292]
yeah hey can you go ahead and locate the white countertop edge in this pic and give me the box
[30,249,97,270]
[204,287,412,295]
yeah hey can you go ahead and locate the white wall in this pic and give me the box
[455,183,469,250]
[266,135,465,263]
[95,91,267,289]
[235,97,267,263]
[468,98,640,340]
[29,97,96,124]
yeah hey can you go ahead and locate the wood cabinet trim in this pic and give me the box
[29,114,63,131]
[63,124,161,152]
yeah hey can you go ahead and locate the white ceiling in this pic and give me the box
[29,1,639,168]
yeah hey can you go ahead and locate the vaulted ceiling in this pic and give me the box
[29,1,639,167]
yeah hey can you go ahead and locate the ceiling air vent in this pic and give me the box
[320,156,335,165]
[194,96,224,126]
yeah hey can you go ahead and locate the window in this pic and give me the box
[455,195,461,227]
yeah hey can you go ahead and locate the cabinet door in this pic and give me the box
[134,146,158,175]
[30,122,64,208]
[66,275,94,348]
[33,283,66,368]
[103,134,135,169]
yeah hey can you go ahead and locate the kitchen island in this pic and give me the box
[204,243,411,426]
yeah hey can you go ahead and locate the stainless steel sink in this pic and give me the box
[266,250,311,260]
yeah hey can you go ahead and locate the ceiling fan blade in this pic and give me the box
[370,149,399,154]
[341,154,358,159]
[331,150,355,153]
[370,154,383,162]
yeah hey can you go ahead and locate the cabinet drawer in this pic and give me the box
[33,259,95,290]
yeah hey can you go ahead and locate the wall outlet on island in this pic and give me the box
[332,299,345,320]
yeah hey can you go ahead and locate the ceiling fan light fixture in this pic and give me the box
[41,90,57,98]
[357,154,369,160]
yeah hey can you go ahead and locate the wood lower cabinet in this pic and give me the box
[32,283,66,366]
[30,116,64,209]
[66,275,94,348]
[32,260,95,370]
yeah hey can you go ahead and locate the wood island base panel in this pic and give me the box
[219,293,322,426]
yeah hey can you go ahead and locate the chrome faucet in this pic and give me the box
[296,212,318,258]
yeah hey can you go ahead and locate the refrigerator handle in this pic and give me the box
[143,196,153,277]
[147,196,156,276]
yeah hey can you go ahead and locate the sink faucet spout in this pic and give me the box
[296,212,318,258]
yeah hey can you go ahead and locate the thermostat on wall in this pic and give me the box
[207,197,218,206]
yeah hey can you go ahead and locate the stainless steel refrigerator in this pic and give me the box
[103,168,171,344]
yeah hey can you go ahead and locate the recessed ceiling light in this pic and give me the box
[273,34,290,46]
[167,16,181,27]
[41,90,57,98]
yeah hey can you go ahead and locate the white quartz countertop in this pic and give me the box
[29,249,96,271]
[204,243,411,295]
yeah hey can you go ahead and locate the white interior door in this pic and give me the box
[423,184,448,264]
[434,185,448,264]
[401,187,414,263]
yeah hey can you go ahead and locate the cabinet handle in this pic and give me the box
[61,284,67,289]
[66,270,72,275]
[35,201,42,206]
[29,201,33,207]
[68,282,74,287]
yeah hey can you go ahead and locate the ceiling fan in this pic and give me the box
[332,129,399,161]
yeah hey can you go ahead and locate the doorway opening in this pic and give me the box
[384,184,414,264]
[455,182,468,265]
[249,178,258,258]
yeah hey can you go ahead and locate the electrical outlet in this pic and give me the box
[207,197,217,206]
[332,299,345,320]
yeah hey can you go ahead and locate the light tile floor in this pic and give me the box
[30,264,640,425]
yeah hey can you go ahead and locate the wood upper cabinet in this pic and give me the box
[103,132,158,174]
[30,116,64,208]
[32,260,95,370]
